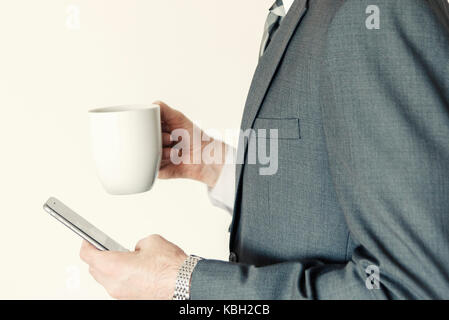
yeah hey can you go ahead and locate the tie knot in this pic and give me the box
[270,0,286,17]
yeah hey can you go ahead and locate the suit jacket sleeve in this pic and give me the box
[190,0,449,300]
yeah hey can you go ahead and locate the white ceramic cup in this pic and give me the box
[88,104,162,195]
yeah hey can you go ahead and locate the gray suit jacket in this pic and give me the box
[191,0,449,299]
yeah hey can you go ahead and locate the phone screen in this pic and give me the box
[44,197,128,252]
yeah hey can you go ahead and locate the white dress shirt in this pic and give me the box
[208,0,295,213]
[283,0,294,13]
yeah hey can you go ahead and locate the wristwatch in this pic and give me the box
[173,255,203,300]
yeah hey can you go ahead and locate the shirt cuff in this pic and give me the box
[207,146,236,214]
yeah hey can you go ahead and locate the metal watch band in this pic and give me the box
[173,255,202,300]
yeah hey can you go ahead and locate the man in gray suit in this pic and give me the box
[80,0,449,299]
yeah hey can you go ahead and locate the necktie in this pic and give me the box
[259,0,287,58]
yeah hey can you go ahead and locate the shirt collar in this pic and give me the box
[283,0,294,13]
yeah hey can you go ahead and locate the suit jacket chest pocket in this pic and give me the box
[253,117,301,140]
[250,117,301,176]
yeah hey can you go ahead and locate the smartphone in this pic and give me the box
[44,197,128,252]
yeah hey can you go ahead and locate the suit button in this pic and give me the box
[229,252,238,263]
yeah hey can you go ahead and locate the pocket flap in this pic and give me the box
[253,118,301,139]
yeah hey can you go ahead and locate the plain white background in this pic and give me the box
[0,0,273,299]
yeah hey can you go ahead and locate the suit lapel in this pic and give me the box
[235,0,308,195]
[230,0,308,245]
[241,0,308,132]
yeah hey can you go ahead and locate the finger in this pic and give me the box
[161,121,171,132]
[154,101,180,123]
[135,234,164,251]
[162,132,174,147]
[88,266,108,285]
[159,164,183,180]
[159,159,172,169]
[88,267,121,299]
[158,168,171,179]
[162,147,173,161]
[80,240,101,264]
[80,240,111,268]
[80,241,126,273]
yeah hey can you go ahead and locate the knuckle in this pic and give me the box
[136,234,164,250]
[175,112,185,121]
[150,234,163,242]
[135,239,144,250]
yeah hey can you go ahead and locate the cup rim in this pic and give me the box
[89,104,159,114]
